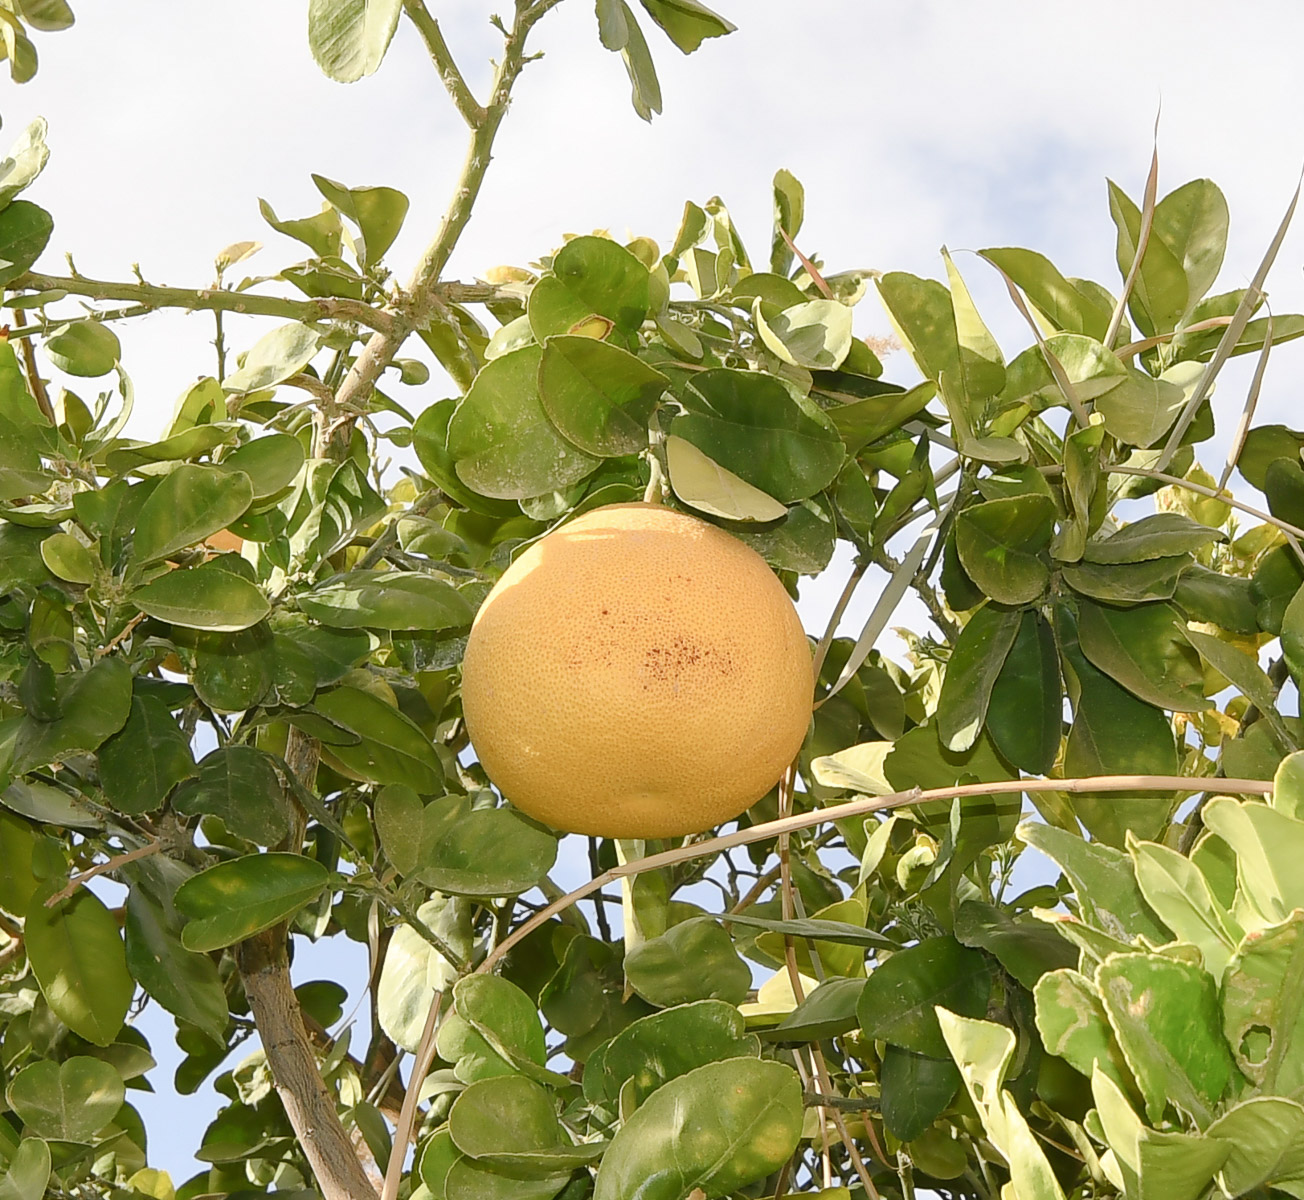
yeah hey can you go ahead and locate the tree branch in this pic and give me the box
[10,309,53,420]
[401,0,486,126]
[7,271,398,336]
[236,728,377,1200]
[330,0,562,431]
[475,772,1274,979]
[44,840,164,907]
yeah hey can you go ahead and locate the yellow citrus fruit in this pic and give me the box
[460,502,813,839]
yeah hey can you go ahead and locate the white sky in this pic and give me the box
[9,0,1304,1181]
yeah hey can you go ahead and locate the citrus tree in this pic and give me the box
[4,5,1304,1200]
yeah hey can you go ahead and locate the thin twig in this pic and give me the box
[96,613,147,659]
[401,0,486,126]
[45,841,165,907]
[1219,311,1274,491]
[987,263,1090,427]
[10,308,53,420]
[1104,122,1160,351]
[810,559,868,682]
[1156,171,1301,472]
[381,989,445,1200]
[779,228,835,301]
[473,773,1273,980]
[1103,463,1304,563]
[1114,315,1232,360]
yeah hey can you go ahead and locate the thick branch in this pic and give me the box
[401,0,485,126]
[8,271,397,335]
[236,729,376,1200]
[331,0,563,424]
[238,930,377,1200]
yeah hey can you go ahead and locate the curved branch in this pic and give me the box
[478,772,1274,978]
[401,0,485,126]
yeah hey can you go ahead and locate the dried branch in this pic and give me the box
[44,840,165,907]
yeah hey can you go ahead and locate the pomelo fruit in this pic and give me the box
[460,502,813,838]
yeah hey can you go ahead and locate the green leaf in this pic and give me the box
[1082,512,1224,564]
[10,655,132,774]
[175,852,330,952]
[1274,750,1304,821]
[379,897,468,1052]
[937,602,1022,753]
[637,0,734,52]
[5,1057,123,1142]
[985,609,1060,774]
[447,345,600,499]
[624,917,750,1007]
[130,561,270,632]
[98,694,196,815]
[1221,910,1304,1094]
[1032,965,1126,1095]
[729,495,835,572]
[124,885,228,1046]
[537,335,667,457]
[879,1046,961,1142]
[954,901,1076,989]
[258,197,342,258]
[978,248,1111,338]
[298,571,474,630]
[770,167,803,276]
[1097,952,1232,1124]
[132,463,255,564]
[1186,628,1289,737]
[43,321,120,377]
[882,725,1021,868]
[540,934,654,1063]
[192,623,274,712]
[1152,179,1229,311]
[1237,423,1304,490]
[1129,836,1240,978]
[217,433,305,500]
[592,1058,802,1200]
[875,272,960,387]
[1058,606,1180,846]
[827,380,935,456]
[1075,599,1208,712]
[664,434,787,522]
[611,1,662,121]
[307,0,402,82]
[222,322,321,394]
[312,173,409,266]
[1093,366,1187,448]
[955,495,1055,605]
[1108,180,1188,337]
[1201,797,1304,925]
[942,247,1006,402]
[599,999,758,1103]
[39,531,96,584]
[173,745,290,845]
[439,973,547,1083]
[375,787,556,896]
[314,687,444,792]
[528,235,650,338]
[1017,820,1169,944]
[754,298,853,371]
[671,368,844,503]
[0,118,50,208]
[857,936,990,1058]
[1205,1096,1304,1197]
[0,1139,51,1200]
[720,912,891,957]
[25,886,134,1046]
[0,201,54,286]
[1062,555,1186,604]
[449,1075,601,1176]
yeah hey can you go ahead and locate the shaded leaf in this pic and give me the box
[175,853,329,952]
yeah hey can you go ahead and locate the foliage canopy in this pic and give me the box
[4,5,1304,1200]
